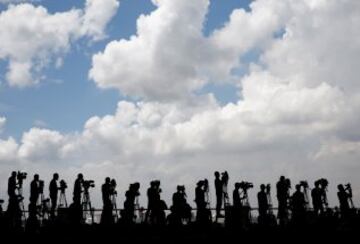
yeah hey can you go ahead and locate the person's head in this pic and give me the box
[197,180,204,187]
[11,171,16,177]
[295,184,301,191]
[280,176,285,181]
[215,171,220,178]
[150,180,156,187]
[53,173,59,180]
[177,185,185,192]
[260,184,266,191]
[77,173,83,180]
[338,184,344,192]
[314,181,320,188]
[34,174,39,181]
[105,177,110,183]
[235,182,241,190]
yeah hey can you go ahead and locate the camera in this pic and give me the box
[60,180,67,191]
[316,178,328,188]
[83,180,95,189]
[345,183,352,190]
[239,181,254,190]
[300,181,309,188]
[17,171,27,186]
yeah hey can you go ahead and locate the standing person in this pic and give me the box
[276,176,290,226]
[73,173,83,206]
[49,173,60,218]
[214,171,223,220]
[291,184,306,224]
[311,181,323,215]
[29,174,40,205]
[258,184,269,219]
[7,171,17,200]
[337,184,352,219]
[101,177,113,224]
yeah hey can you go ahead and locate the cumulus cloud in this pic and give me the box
[0,0,120,87]
[1,0,360,208]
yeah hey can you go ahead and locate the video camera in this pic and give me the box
[316,178,328,189]
[239,181,254,190]
[83,180,95,189]
[345,183,352,190]
[300,180,309,189]
[17,171,27,186]
[60,179,67,192]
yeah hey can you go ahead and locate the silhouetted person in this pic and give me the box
[170,185,191,225]
[49,173,60,218]
[291,184,306,224]
[30,174,40,205]
[8,171,17,200]
[101,177,113,224]
[122,182,140,223]
[258,184,269,219]
[337,184,352,219]
[73,173,83,206]
[214,171,223,219]
[195,179,211,224]
[276,176,290,225]
[145,181,157,223]
[233,183,242,208]
[311,181,323,215]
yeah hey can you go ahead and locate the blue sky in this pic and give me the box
[0,0,252,139]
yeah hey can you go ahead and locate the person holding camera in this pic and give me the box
[337,184,352,219]
[170,185,192,224]
[276,176,291,225]
[311,181,323,215]
[101,177,113,224]
[30,174,40,205]
[49,173,60,218]
[8,171,17,200]
[290,184,306,224]
[122,182,140,223]
[195,179,211,224]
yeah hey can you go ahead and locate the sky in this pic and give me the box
[0,0,360,209]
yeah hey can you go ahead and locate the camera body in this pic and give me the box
[83,180,95,189]
[239,181,254,190]
[17,171,27,186]
[60,179,67,191]
[316,178,328,188]
[300,180,309,189]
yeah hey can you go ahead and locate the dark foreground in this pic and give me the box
[1,218,359,243]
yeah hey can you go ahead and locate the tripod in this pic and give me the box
[17,186,27,223]
[110,193,118,222]
[59,190,68,208]
[82,188,94,224]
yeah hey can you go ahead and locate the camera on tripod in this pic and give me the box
[83,180,95,189]
[238,181,254,190]
[17,171,27,186]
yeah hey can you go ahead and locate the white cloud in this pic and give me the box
[0,0,120,87]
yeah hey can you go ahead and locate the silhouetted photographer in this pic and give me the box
[6,171,26,228]
[73,173,83,206]
[258,184,269,220]
[169,185,192,225]
[195,179,211,225]
[276,176,291,226]
[215,171,229,220]
[337,183,353,219]
[290,184,306,225]
[49,173,60,218]
[311,179,328,215]
[122,182,140,224]
[101,177,113,224]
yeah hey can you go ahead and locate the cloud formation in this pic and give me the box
[1,0,360,207]
[0,0,119,87]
